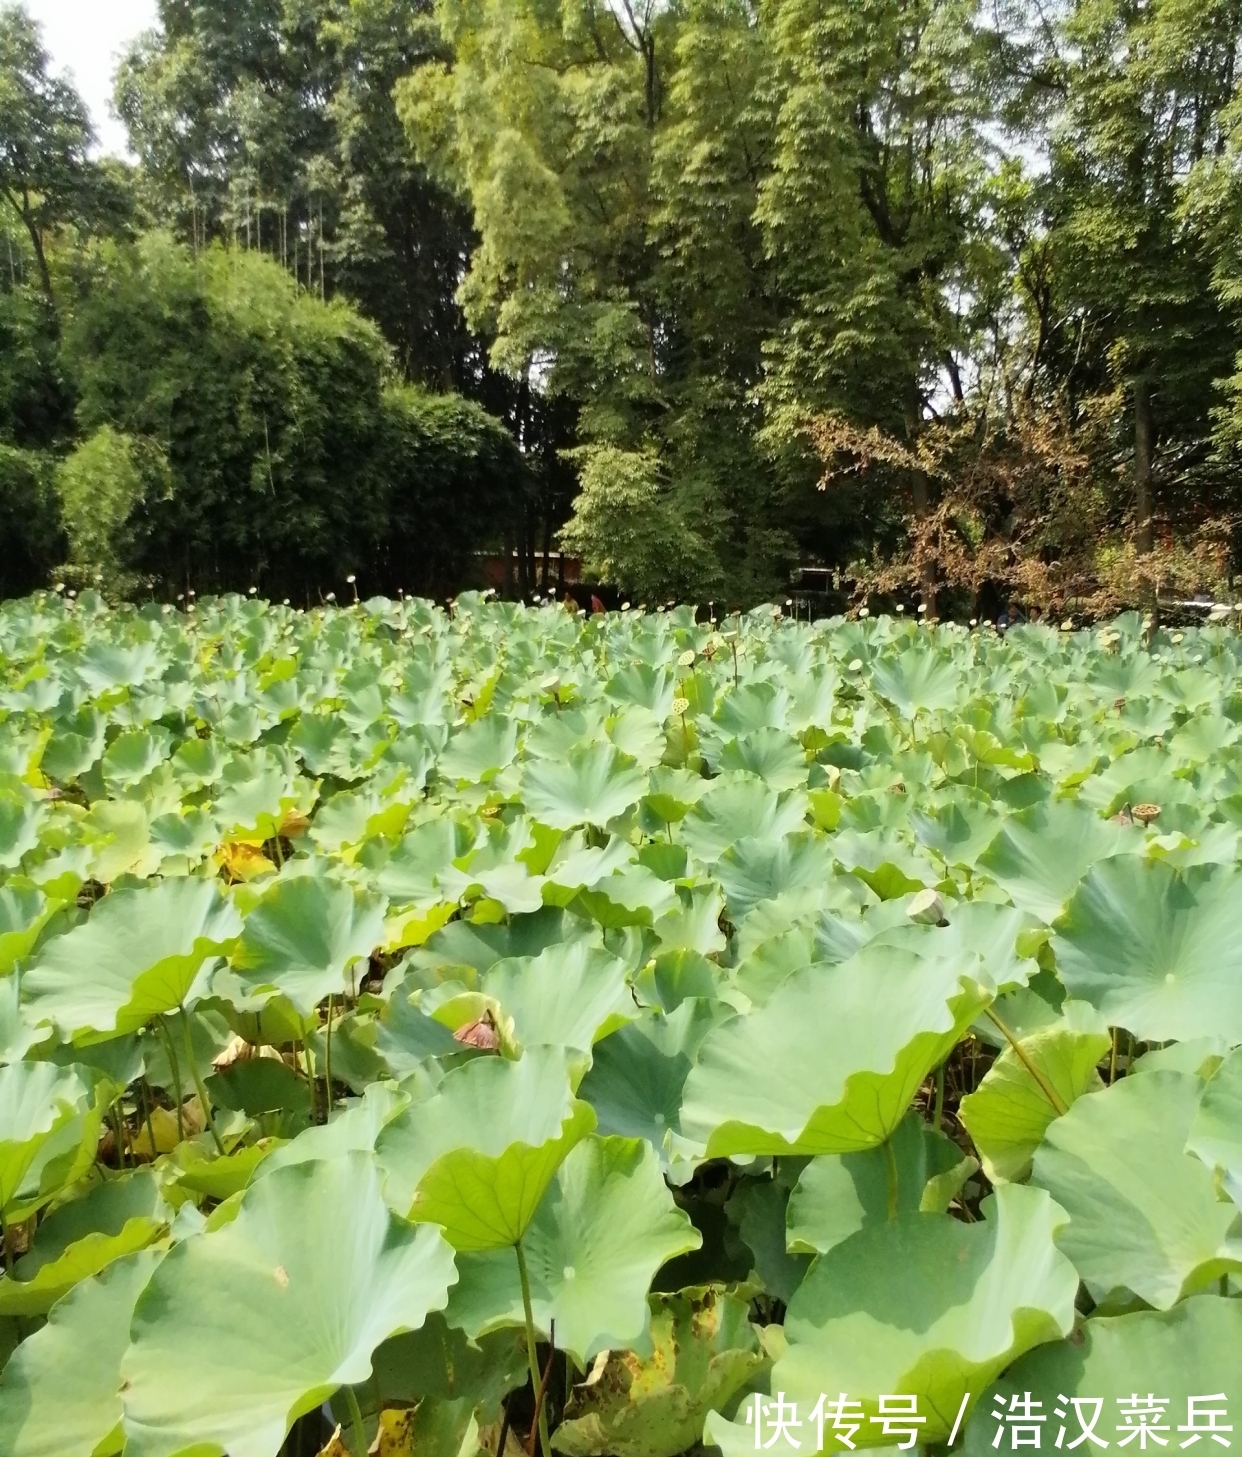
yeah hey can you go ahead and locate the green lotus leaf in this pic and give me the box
[726,1173,812,1302]
[717,729,808,791]
[680,944,992,1155]
[376,1045,595,1249]
[101,728,174,792]
[371,819,478,902]
[1031,1068,1242,1308]
[522,742,647,830]
[908,797,1003,869]
[23,878,242,1037]
[579,999,726,1177]
[786,1111,976,1255]
[870,647,962,717]
[716,1184,1077,1450]
[960,1027,1110,1182]
[0,973,50,1061]
[482,941,636,1052]
[120,1153,457,1457]
[961,1297,1242,1457]
[1187,1046,1242,1206]
[0,1168,170,1316]
[715,833,835,922]
[438,713,518,784]
[555,1285,768,1457]
[680,778,808,865]
[231,873,387,1016]
[978,798,1140,923]
[0,1249,162,1457]
[0,1061,108,1222]
[0,882,59,975]
[365,1311,525,1432]
[874,900,1042,992]
[444,1135,701,1362]
[0,798,40,870]
[1053,858,1242,1041]
[261,1079,413,1178]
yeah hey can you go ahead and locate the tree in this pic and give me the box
[1047,0,1242,557]
[0,5,95,307]
[59,233,525,599]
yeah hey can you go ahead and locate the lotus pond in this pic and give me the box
[0,591,1239,1457]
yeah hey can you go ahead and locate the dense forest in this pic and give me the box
[3,0,1242,615]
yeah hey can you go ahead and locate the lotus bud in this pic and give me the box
[907,888,947,925]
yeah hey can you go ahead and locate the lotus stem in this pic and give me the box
[986,1008,1068,1117]
[139,1079,157,1161]
[515,1239,551,1457]
[160,1016,186,1143]
[884,1135,899,1221]
[111,1101,128,1169]
[344,1383,368,1457]
[527,1322,557,1457]
[324,994,334,1122]
[0,1210,11,1276]
[180,1007,225,1155]
[933,1061,946,1131]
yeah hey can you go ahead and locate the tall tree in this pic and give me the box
[0,5,95,307]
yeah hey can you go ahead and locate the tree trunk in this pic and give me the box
[906,382,936,616]
[1135,375,1154,555]
[22,214,54,315]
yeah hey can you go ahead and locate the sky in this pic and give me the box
[26,0,159,156]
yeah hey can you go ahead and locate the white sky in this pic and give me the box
[25,0,159,156]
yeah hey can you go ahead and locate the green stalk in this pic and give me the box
[884,1135,899,1221]
[139,1079,157,1161]
[515,1240,551,1457]
[180,1007,225,1155]
[111,1102,128,1169]
[933,1061,946,1132]
[0,1209,11,1277]
[344,1384,368,1457]
[986,1008,1068,1117]
[159,1016,186,1143]
[324,994,335,1122]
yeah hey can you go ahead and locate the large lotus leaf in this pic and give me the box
[522,743,647,830]
[717,729,808,791]
[365,1312,525,1432]
[679,778,808,865]
[870,648,962,717]
[555,1286,768,1457]
[376,1045,596,1248]
[873,900,1042,992]
[0,882,58,975]
[0,973,50,1061]
[438,714,517,784]
[579,999,727,1178]
[1053,858,1242,1041]
[0,1168,170,1316]
[0,1249,162,1457]
[120,1153,457,1457]
[231,873,387,1016]
[1031,1068,1242,1308]
[443,1135,701,1362]
[371,820,476,904]
[0,1061,107,1221]
[715,833,835,922]
[908,797,1003,869]
[481,941,636,1052]
[786,1112,977,1255]
[0,798,40,870]
[680,945,992,1156]
[962,1297,1242,1457]
[260,1080,413,1178]
[960,1028,1110,1182]
[23,878,242,1036]
[1188,1046,1242,1207]
[722,1185,1077,1449]
[977,799,1140,923]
